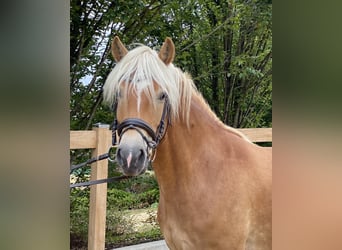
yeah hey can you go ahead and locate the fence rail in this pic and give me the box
[238,128,272,142]
[70,130,97,149]
[70,125,272,250]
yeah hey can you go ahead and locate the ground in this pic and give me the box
[124,208,158,232]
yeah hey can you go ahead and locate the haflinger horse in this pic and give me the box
[103,36,272,250]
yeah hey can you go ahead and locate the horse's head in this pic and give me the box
[104,36,176,176]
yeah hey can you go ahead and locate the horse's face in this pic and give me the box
[115,83,167,176]
[109,36,175,176]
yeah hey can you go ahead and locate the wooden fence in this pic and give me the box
[70,124,272,250]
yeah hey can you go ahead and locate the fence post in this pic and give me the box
[88,123,111,250]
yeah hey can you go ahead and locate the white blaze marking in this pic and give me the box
[136,79,150,112]
[126,152,133,168]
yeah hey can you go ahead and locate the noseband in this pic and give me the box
[110,96,171,161]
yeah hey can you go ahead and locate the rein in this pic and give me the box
[70,96,171,189]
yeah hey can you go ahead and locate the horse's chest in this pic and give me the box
[157,206,221,250]
[157,206,198,249]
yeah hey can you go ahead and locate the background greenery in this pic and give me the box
[70,173,161,249]
[70,0,272,248]
[70,0,272,130]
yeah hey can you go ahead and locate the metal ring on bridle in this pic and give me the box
[108,146,117,163]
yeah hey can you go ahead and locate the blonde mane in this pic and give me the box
[191,91,251,142]
[103,44,250,142]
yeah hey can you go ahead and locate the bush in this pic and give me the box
[135,189,159,208]
[106,172,159,209]
[108,171,159,193]
[106,187,159,210]
[106,208,134,236]
[70,171,161,249]
[70,189,89,236]
[107,188,135,209]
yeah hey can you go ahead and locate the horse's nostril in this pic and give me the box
[138,149,145,161]
[117,148,122,159]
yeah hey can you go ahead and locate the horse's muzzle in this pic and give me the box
[116,145,148,176]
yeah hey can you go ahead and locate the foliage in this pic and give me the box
[108,170,159,192]
[70,173,161,249]
[70,189,90,239]
[70,0,272,130]
[106,173,159,209]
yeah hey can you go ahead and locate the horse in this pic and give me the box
[103,36,272,250]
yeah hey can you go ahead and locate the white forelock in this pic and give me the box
[103,45,193,122]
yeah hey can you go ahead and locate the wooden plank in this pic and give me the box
[88,125,112,250]
[70,130,97,149]
[70,128,273,149]
[238,128,272,142]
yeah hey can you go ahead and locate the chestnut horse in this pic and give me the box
[103,37,272,250]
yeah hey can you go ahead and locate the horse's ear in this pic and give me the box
[111,36,128,62]
[158,37,175,65]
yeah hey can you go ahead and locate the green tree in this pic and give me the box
[70,0,272,130]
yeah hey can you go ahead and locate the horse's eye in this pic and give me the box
[158,92,166,101]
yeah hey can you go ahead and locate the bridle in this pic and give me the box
[70,94,171,189]
[110,95,171,162]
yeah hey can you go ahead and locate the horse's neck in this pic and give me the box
[153,94,226,183]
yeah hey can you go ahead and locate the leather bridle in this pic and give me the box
[110,95,171,162]
[70,95,171,189]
